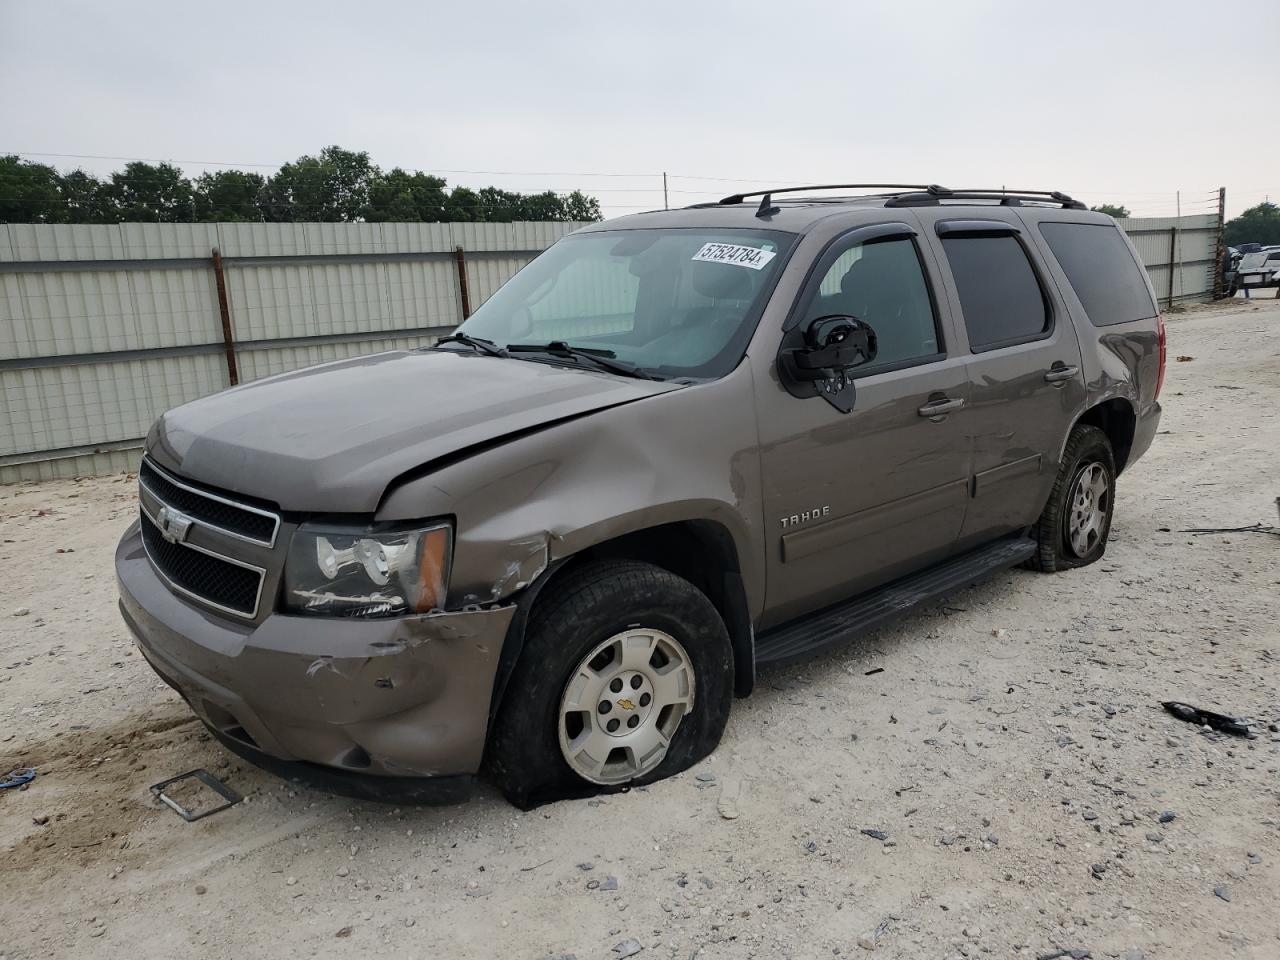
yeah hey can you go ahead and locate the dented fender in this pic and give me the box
[376,369,767,613]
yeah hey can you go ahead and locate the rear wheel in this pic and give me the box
[1028,424,1116,572]
[487,560,733,808]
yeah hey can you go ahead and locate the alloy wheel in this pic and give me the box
[1065,461,1110,557]
[557,628,695,785]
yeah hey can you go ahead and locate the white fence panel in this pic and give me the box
[1118,213,1220,305]
[0,220,583,482]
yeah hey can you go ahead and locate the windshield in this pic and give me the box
[455,227,796,380]
[1239,251,1278,271]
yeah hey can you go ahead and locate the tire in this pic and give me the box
[1027,423,1116,572]
[486,559,733,809]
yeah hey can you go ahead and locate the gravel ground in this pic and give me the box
[1,298,1278,960]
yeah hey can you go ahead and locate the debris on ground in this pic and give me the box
[1162,701,1255,738]
[1179,522,1280,539]
[716,769,741,820]
[0,767,36,789]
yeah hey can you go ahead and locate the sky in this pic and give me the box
[2,0,1276,221]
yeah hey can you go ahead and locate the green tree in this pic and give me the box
[1224,201,1280,246]
[193,170,265,221]
[107,161,195,222]
[562,190,603,222]
[0,147,604,224]
[260,145,375,221]
[1090,203,1130,219]
[0,155,64,222]
[443,186,480,222]
[517,190,567,221]
[55,169,113,223]
[363,168,448,222]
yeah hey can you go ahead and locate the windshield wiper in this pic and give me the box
[506,341,658,380]
[434,333,509,357]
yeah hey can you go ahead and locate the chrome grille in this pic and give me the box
[140,517,263,617]
[139,459,279,547]
[138,457,279,619]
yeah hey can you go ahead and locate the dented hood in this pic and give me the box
[147,349,678,512]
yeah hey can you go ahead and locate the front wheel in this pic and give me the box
[1028,423,1116,572]
[486,560,733,808]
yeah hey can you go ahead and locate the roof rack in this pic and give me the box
[714,183,1086,217]
[718,184,934,218]
[884,185,1087,210]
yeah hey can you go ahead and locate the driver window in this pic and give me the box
[802,237,941,371]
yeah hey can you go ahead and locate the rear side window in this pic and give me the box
[1039,222,1156,327]
[941,235,1049,351]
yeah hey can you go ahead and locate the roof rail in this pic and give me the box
[718,184,934,205]
[715,183,1086,216]
[885,185,1087,210]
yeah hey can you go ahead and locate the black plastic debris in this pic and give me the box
[860,828,889,841]
[1162,701,1255,738]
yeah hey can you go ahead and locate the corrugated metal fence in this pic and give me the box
[0,221,583,483]
[1117,213,1220,307]
[1,212,1222,484]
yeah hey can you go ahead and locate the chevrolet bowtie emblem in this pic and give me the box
[616,698,636,711]
[155,505,195,545]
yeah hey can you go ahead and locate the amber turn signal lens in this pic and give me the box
[415,526,451,612]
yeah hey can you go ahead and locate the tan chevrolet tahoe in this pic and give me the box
[116,184,1165,807]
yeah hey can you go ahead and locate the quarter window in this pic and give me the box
[942,235,1049,350]
[800,237,941,372]
[1038,222,1156,327]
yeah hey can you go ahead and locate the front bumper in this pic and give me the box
[116,522,516,783]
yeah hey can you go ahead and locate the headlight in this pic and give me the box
[283,522,452,618]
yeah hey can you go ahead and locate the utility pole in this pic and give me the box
[663,172,669,210]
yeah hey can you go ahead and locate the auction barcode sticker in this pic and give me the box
[691,242,777,270]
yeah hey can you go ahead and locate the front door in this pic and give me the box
[917,212,1086,546]
[754,224,972,629]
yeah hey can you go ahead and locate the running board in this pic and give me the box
[754,535,1036,666]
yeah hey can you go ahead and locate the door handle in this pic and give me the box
[1043,364,1079,383]
[917,397,965,418]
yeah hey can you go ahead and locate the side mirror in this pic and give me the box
[779,315,877,414]
[788,315,877,379]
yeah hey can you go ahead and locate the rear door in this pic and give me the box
[917,211,1086,546]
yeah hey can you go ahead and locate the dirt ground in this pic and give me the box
[1,299,1278,960]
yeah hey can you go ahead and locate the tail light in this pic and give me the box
[1155,313,1167,400]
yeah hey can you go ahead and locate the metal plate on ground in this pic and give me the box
[150,769,242,822]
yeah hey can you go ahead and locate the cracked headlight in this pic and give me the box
[283,522,452,618]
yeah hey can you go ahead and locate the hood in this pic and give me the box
[147,349,678,512]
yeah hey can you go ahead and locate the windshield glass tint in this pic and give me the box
[456,228,796,379]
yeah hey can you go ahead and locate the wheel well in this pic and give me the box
[1077,399,1136,473]
[530,521,754,698]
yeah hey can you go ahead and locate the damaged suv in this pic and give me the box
[116,184,1165,806]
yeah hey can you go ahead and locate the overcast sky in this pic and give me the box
[2,0,1276,220]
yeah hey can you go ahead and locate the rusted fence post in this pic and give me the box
[454,245,472,321]
[1164,226,1178,310]
[211,247,239,386]
[1212,187,1226,300]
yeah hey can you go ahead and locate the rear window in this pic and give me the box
[941,235,1049,351]
[1039,222,1156,327]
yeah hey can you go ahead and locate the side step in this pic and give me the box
[754,535,1036,667]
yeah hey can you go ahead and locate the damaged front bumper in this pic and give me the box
[115,522,515,794]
